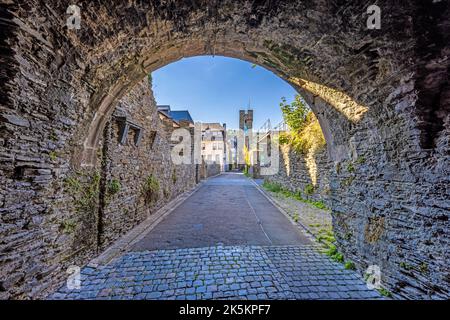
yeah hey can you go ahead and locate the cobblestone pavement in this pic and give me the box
[50,245,382,300]
[50,174,382,300]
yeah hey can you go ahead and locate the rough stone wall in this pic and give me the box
[264,145,332,207]
[0,0,448,299]
[197,162,221,181]
[98,78,196,249]
[0,71,196,298]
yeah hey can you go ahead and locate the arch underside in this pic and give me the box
[0,0,448,299]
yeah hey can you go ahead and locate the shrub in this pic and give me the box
[304,184,315,196]
[377,288,392,298]
[143,174,160,204]
[49,151,57,161]
[279,95,326,154]
[64,171,100,214]
[324,244,344,263]
[344,261,356,270]
[347,162,355,173]
[108,179,121,195]
[317,229,336,246]
[61,220,77,234]
[332,252,344,263]
[262,180,282,193]
[263,181,329,210]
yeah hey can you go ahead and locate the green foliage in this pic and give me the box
[262,180,282,192]
[64,171,101,216]
[377,288,392,298]
[107,179,121,195]
[399,262,413,270]
[61,220,77,234]
[280,96,310,132]
[310,200,328,210]
[49,151,57,161]
[263,179,353,269]
[332,252,344,263]
[279,95,326,154]
[324,244,344,263]
[172,169,177,184]
[325,244,338,256]
[243,146,251,167]
[243,165,251,177]
[346,162,355,173]
[262,180,329,210]
[294,192,328,210]
[419,262,429,274]
[304,184,315,196]
[356,156,366,164]
[49,130,58,142]
[341,176,354,187]
[143,174,160,204]
[316,228,336,247]
[344,261,356,270]
[65,176,82,193]
[278,134,290,145]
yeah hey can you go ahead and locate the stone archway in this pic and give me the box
[0,1,448,299]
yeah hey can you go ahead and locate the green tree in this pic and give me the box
[279,95,325,154]
[280,95,310,132]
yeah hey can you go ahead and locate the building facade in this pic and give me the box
[201,123,227,171]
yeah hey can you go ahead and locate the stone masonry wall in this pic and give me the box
[0,73,196,299]
[264,145,332,207]
[98,78,196,249]
[0,0,448,300]
[202,162,221,180]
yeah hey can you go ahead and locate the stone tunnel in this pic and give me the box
[0,0,449,299]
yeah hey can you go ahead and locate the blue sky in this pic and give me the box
[151,56,297,130]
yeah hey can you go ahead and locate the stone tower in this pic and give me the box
[239,110,254,167]
[239,109,253,149]
[239,109,253,132]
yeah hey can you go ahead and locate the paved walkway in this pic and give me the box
[132,173,310,250]
[50,173,382,300]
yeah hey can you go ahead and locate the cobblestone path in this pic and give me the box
[50,173,382,300]
[51,245,381,300]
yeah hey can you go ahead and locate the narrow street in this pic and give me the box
[132,173,310,250]
[51,173,381,300]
